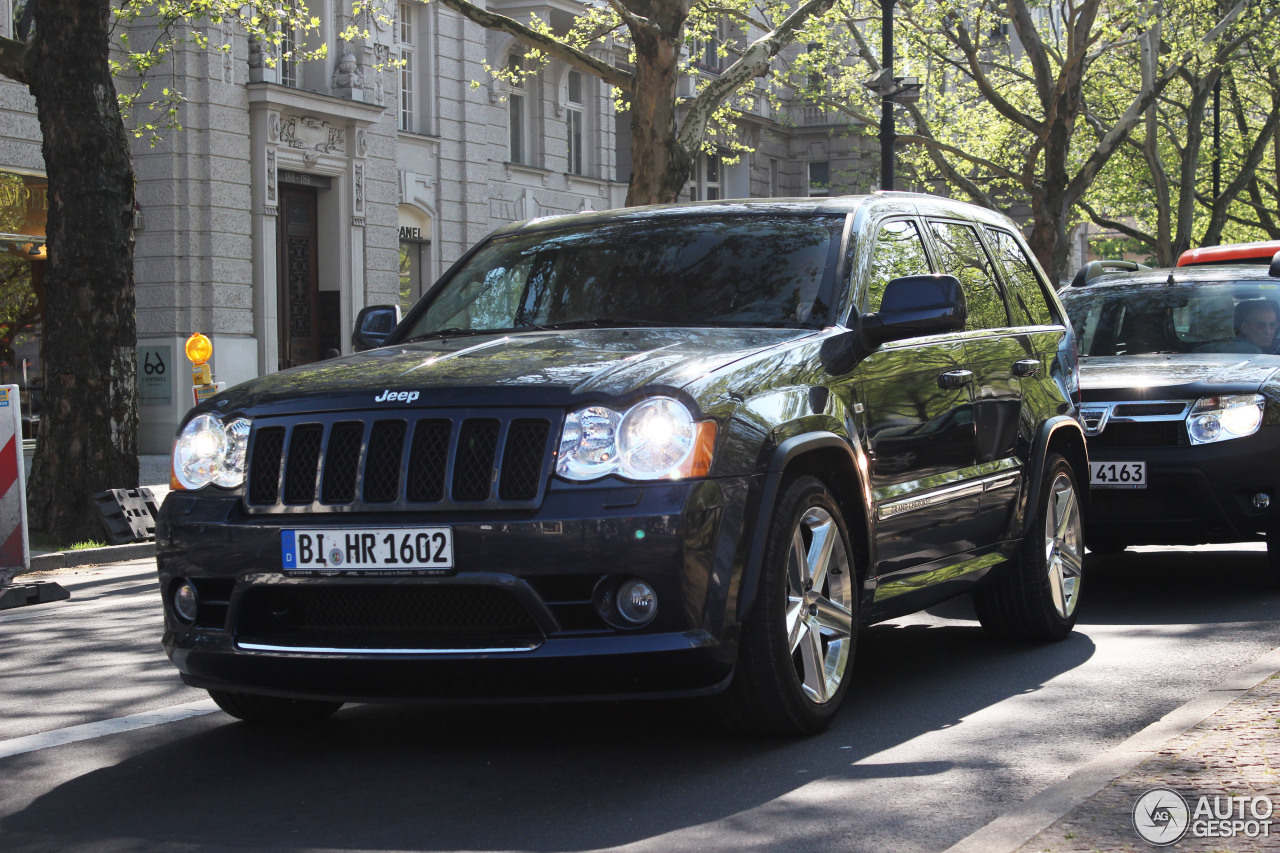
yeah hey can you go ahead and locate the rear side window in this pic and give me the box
[985,227,1055,326]
[863,219,932,312]
[928,221,1010,331]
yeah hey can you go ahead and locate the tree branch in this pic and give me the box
[1078,198,1155,247]
[433,0,634,92]
[677,0,836,151]
[0,35,30,85]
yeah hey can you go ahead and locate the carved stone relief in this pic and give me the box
[266,150,277,203]
[278,115,346,155]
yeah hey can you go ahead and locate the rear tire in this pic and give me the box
[208,690,343,725]
[724,475,858,735]
[975,453,1083,641]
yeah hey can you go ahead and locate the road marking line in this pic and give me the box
[0,700,221,760]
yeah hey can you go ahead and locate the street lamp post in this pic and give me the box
[880,0,896,191]
[863,0,920,192]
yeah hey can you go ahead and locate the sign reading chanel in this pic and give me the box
[399,226,423,241]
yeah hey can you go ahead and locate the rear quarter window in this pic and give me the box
[985,227,1055,326]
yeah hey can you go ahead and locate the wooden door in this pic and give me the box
[277,186,320,369]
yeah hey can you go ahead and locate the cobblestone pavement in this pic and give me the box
[1013,674,1280,853]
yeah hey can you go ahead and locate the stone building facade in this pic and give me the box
[0,0,877,453]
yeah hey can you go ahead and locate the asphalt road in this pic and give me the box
[1,545,1277,853]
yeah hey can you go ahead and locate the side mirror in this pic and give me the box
[352,304,402,352]
[1270,251,1280,279]
[820,274,966,375]
[859,274,966,347]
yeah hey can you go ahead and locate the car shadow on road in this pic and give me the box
[2,617,1096,852]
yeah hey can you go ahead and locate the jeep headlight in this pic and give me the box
[1187,395,1265,445]
[557,397,716,481]
[173,414,251,490]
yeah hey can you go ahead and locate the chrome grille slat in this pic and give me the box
[1080,400,1191,447]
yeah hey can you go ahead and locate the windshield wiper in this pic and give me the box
[403,327,503,342]
[533,318,692,330]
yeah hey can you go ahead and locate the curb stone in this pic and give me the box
[22,542,156,573]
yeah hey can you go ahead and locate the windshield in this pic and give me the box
[399,214,845,339]
[1061,280,1280,356]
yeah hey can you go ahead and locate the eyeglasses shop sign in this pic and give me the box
[137,345,173,406]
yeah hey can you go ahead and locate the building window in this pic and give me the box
[280,2,299,88]
[808,161,830,197]
[399,234,431,317]
[566,70,584,175]
[508,54,528,164]
[397,2,415,131]
[688,153,722,201]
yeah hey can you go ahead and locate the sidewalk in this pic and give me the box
[948,647,1280,853]
[21,452,170,574]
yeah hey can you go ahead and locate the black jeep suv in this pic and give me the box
[157,194,1087,735]
[1059,255,1280,576]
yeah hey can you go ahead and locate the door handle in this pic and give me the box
[937,369,974,390]
[1013,358,1040,378]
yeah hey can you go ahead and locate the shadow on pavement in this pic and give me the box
[2,621,1097,852]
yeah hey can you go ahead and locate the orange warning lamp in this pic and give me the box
[186,333,213,386]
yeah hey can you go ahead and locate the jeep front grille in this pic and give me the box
[245,411,556,512]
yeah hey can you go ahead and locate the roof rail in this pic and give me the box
[1068,260,1150,288]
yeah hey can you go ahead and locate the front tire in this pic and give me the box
[725,475,858,735]
[208,690,343,725]
[974,453,1083,641]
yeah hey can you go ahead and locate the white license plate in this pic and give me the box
[281,527,454,575]
[1089,461,1146,489]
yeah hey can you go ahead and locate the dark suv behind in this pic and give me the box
[157,193,1087,735]
[1060,253,1280,578]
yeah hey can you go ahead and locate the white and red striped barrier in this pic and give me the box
[0,384,28,585]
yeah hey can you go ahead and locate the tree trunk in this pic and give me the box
[25,0,138,542]
[624,18,692,206]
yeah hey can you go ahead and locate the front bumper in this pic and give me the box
[157,476,755,703]
[1083,425,1280,546]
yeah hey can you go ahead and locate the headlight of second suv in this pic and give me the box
[1187,394,1265,444]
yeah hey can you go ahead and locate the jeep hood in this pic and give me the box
[1079,353,1280,397]
[203,328,812,416]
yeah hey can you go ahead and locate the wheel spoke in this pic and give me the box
[1053,482,1078,543]
[812,594,854,637]
[805,513,836,593]
[798,617,827,703]
[789,527,810,593]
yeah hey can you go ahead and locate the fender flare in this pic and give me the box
[1021,415,1089,538]
[735,432,867,621]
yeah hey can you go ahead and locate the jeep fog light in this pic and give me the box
[173,580,198,623]
[616,578,657,626]
[1188,395,1265,445]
